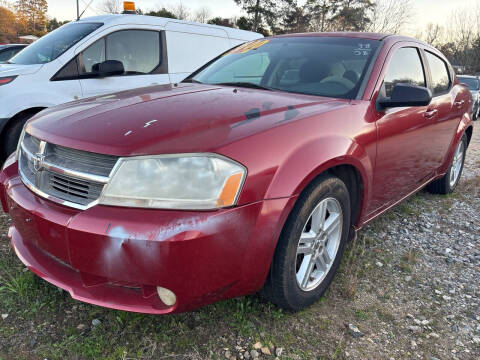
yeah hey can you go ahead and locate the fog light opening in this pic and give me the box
[156,286,176,306]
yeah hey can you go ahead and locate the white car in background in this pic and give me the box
[0,14,262,161]
[457,75,480,120]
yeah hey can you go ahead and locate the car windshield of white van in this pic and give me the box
[9,22,103,65]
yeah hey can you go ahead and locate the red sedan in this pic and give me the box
[0,33,473,314]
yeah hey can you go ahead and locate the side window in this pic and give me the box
[425,51,450,95]
[206,52,270,85]
[106,30,160,74]
[382,47,425,97]
[79,30,160,76]
[81,38,105,73]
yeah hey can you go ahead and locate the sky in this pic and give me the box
[46,0,478,34]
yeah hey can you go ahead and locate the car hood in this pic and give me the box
[0,63,43,76]
[27,83,351,156]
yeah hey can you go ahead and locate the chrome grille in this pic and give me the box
[18,133,118,209]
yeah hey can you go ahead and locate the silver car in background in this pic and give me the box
[458,75,480,120]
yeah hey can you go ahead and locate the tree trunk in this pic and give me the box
[253,0,260,31]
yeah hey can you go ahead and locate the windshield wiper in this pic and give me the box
[182,79,203,84]
[215,82,272,91]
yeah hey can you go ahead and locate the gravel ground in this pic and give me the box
[343,124,480,360]
[0,125,478,360]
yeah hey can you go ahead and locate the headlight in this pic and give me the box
[100,154,246,210]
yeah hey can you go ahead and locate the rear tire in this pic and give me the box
[427,135,467,194]
[262,174,351,311]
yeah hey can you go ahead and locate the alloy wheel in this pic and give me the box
[295,197,343,292]
[449,140,465,188]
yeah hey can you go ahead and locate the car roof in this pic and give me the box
[457,75,478,79]
[76,14,261,41]
[270,32,389,40]
[269,32,430,44]
[0,44,26,48]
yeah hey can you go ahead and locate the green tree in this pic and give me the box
[233,0,276,32]
[46,17,69,32]
[330,0,374,31]
[208,17,235,27]
[145,8,177,19]
[281,0,310,34]
[306,0,335,32]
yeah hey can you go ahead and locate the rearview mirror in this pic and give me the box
[377,83,432,109]
[92,60,124,77]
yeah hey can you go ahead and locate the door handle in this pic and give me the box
[424,109,438,119]
[454,100,465,109]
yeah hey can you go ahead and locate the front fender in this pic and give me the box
[265,135,373,213]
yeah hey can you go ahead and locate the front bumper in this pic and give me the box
[1,157,294,314]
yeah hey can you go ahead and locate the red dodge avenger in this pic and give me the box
[0,33,473,314]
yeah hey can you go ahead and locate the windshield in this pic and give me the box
[9,22,102,65]
[191,37,380,99]
[458,77,479,90]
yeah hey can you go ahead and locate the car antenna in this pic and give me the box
[77,0,94,20]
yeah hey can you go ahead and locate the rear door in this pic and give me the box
[368,45,435,213]
[421,50,462,168]
[78,29,169,98]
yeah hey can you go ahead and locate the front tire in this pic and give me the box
[427,135,467,194]
[1,113,33,161]
[262,174,351,311]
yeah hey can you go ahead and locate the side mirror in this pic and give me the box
[92,60,124,77]
[377,83,432,109]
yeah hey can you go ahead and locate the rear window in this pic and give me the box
[9,22,102,65]
[425,51,451,95]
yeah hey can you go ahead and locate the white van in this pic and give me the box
[0,15,262,160]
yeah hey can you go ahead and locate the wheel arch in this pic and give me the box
[265,135,373,230]
[465,125,473,148]
[0,107,46,160]
[438,114,474,175]
[260,161,366,300]
[1,107,46,134]
[289,161,366,238]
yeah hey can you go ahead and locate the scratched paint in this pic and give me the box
[231,108,262,128]
[262,102,273,111]
[100,215,230,275]
[144,119,158,128]
[275,105,300,124]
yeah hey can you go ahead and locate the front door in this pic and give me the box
[368,46,434,214]
[78,29,170,98]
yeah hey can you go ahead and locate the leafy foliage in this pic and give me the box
[15,0,48,36]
